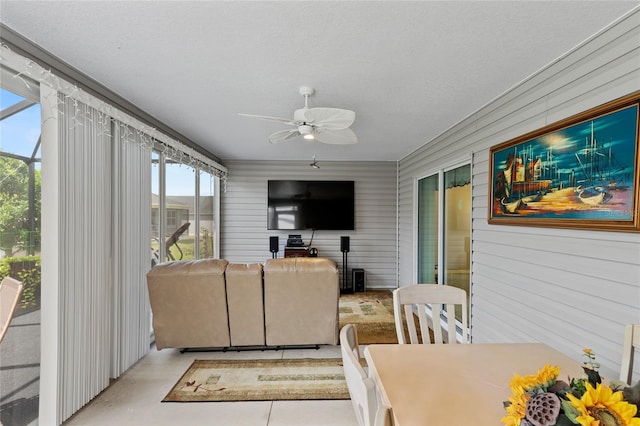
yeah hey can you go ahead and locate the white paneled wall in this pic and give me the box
[398,8,640,380]
[222,160,398,289]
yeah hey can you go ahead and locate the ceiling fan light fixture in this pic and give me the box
[299,124,314,139]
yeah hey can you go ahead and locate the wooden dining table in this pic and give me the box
[364,343,585,426]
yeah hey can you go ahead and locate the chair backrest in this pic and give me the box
[0,276,24,344]
[620,324,640,384]
[374,404,394,426]
[341,321,362,361]
[393,284,468,344]
[340,324,378,426]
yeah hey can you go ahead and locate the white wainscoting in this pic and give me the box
[398,9,640,380]
[221,160,398,290]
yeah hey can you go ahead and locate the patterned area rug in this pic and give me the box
[162,358,350,402]
[339,290,398,344]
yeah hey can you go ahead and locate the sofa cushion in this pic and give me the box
[263,257,339,346]
[226,263,265,346]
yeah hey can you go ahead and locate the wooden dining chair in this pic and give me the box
[620,324,640,384]
[340,324,378,426]
[393,284,468,344]
[0,276,24,344]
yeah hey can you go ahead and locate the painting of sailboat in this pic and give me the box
[489,93,639,232]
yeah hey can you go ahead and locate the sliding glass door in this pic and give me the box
[417,174,439,283]
[417,163,471,324]
[443,165,471,307]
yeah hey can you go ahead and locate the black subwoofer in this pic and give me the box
[353,269,365,292]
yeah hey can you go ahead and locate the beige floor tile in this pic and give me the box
[268,400,358,426]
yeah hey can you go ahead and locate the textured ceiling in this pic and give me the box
[1,1,637,163]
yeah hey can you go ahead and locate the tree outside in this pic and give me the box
[0,154,41,257]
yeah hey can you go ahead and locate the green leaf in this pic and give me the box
[555,413,578,426]
[582,367,602,386]
[561,400,581,424]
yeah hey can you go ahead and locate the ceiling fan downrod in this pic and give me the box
[299,86,314,109]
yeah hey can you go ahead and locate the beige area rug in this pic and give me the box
[162,358,350,402]
[339,290,398,344]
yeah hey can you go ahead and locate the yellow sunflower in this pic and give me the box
[501,385,530,426]
[535,364,560,386]
[510,374,537,392]
[566,382,640,426]
[509,365,560,392]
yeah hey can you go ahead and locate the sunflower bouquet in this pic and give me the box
[502,349,640,426]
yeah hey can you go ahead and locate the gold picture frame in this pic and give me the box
[488,92,640,232]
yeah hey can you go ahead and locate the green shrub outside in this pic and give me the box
[0,255,41,308]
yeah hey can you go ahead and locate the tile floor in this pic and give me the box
[63,344,359,426]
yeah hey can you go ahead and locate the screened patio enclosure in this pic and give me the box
[0,87,41,258]
[0,84,42,426]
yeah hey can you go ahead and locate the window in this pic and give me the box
[151,151,220,265]
[199,170,218,258]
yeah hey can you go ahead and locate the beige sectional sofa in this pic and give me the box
[147,257,340,350]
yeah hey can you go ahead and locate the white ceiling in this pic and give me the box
[1,1,638,163]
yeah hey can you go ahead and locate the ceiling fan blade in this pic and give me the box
[238,113,297,126]
[305,108,355,129]
[313,128,358,145]
[268,129,301,144]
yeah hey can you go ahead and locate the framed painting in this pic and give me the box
[488,92,640,232]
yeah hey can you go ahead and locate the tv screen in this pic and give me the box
[267,180,355,230]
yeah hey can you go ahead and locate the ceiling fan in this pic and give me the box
[239,86,357,145]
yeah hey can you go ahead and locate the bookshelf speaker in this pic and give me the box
[340,236,350,253]
[269,236,279,253]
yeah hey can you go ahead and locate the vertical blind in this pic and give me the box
[54,94,154,424]
[57,94,112,420]
[111,123,152,377]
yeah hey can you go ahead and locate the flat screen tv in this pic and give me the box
[267,180,355,230]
